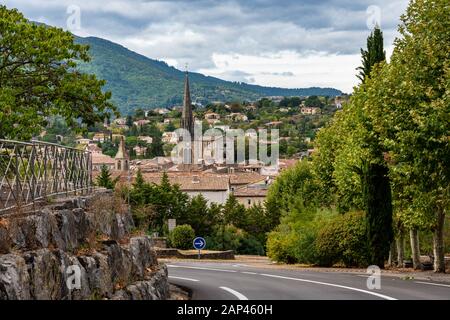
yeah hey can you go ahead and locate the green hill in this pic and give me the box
[75,36,342,114]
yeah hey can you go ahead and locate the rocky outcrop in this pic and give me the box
[0,192,134,253]
[0,192,169,300]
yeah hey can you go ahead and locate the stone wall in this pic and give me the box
[155,248,235,260]
[151,237,168,249]
[0,191,169,300]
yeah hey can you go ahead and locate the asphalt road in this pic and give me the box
[167,262,450,300]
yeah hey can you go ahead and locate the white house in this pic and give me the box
[138,136,153,144]
[226,113,248,122]
[154,108,170,115]
[133,119,150,127]
[162,131,179,144]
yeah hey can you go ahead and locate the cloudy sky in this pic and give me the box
[3,0,409,93]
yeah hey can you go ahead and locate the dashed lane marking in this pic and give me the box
[415,281,450,288]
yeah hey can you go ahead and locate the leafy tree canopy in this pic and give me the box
[0,6,117,140]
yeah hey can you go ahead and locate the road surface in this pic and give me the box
[167,262,450,300]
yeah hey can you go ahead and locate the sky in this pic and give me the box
[2,0,410,93]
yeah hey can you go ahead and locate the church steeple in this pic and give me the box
[181,70,194,140]
[114,136,129,171]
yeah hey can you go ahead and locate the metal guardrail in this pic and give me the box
[0,139,92,213]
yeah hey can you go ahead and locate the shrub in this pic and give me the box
[169,225,195,250]
[315,211,370,267]
[238,234,265,256]
[266,208,370,267]
[266,230,300,264]
[267,220,319,264]
[206,225,243,252]
[206,225,265,255]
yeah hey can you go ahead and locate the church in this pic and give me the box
[176,70,231,170]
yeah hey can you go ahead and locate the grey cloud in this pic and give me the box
[261,71,295,77]
[3,0,409,80]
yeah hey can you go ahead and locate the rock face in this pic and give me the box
[0,192,169,300]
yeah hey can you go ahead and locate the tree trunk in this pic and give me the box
[363,162,393,269]
[388,241,396,267]
[409,228,421,270]
[433,207,446,273]
[396,233,404,268]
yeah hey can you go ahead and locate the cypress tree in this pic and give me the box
[362,161,394,268]
[358,26,393,268]
[133,168,145,189]
[357,26,386,82]
[96,164,115,190]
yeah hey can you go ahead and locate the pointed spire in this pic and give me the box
[181,69,194,139]
[115,136,127,159]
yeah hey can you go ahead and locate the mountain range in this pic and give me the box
[75,36,343,114]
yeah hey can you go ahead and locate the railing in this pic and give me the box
[0,139,92,214]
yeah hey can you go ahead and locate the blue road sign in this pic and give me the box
[193,237,206,250]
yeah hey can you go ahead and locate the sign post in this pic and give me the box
[168,219,176,232]
[193,237,206,259]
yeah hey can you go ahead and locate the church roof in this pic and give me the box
[181,71,194,137]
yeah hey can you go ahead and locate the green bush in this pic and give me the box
[267,209,370,267]
[169,225,195,250]
[238,234,265,256]
[315,211,370,267]
[267,231,300,264]
[267,220,319,264]
[206,225,265,255]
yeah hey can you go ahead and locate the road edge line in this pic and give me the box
[168,276,200,282]
[260,273,397,300]
[219,286,249,300]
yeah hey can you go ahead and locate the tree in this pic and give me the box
[353,25,392,268]
[357,26,386,83]
[126,115,133,127]
[304,96,323,108]
[133,169,145,189]
[135,108,145,119]
[245,203,271,246]
[362,161,393,267]
[165,121,176,132]
[0,6,116,140]
[181,195,217,236]
[363,0,449,272]
[266,161,319,226]
[148,135,165,157]
[229,102,242,113]
[96,165,117,190]
[222,195,247,227]
[130,172,190,235]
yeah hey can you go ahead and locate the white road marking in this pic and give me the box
[260,273,397,300]
[232,264,250,267]
[241,271,258,275]
[168,265,237,273]
[415,281,450,288]
[220,287,249,300]
[168,276,199,282]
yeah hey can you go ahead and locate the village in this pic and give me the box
[41,72,346,207]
